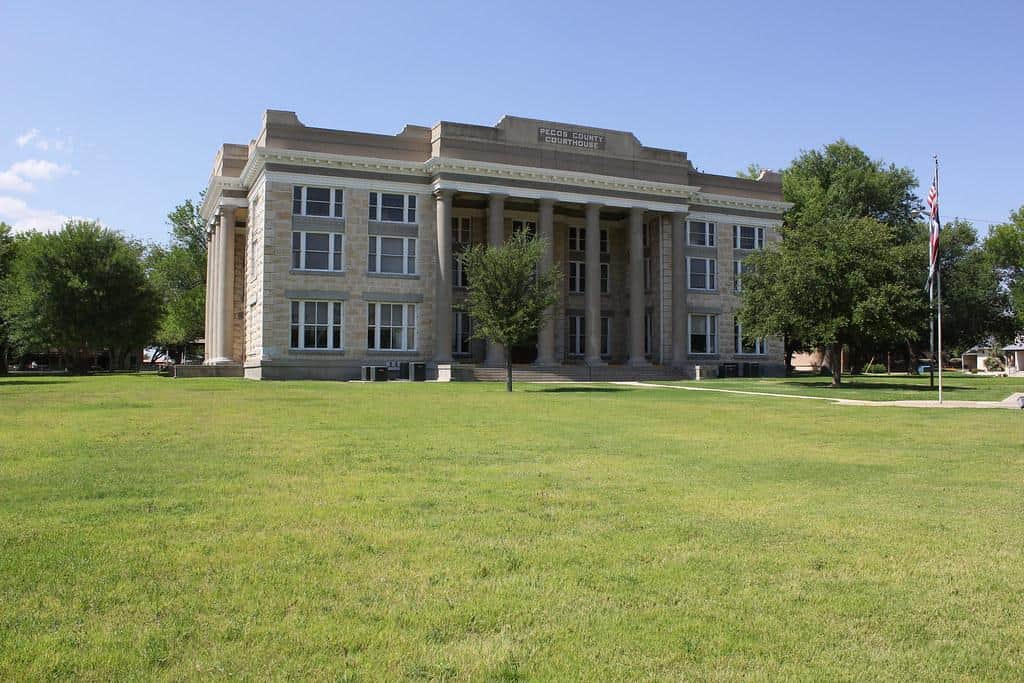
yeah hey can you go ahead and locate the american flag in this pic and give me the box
[926,178,940,296]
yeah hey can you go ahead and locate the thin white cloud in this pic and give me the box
[14,128,73,153]
[0,196,68,233]
[0,159,73,193]
[9,159,71,181]
[0,170,34,192]
[15,129,39,147]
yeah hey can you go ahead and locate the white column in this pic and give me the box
[671,212,687,367]
[584,202,604,365]
[628,207,648,366]
[536,198,556,365]
[485,193,506,366]
[435,190,453,362]
[211,207,235,364]
[204,222,219,365]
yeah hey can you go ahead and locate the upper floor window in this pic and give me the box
[369,192,417,223]
[290,300,343,350]
[687,220,716,247]
[734,259,750,292]
[644,257,653,291]
[368,235,416,275]
[734,224,765,250]
[600,262,610,295]
[688,257,717,291]
[292,231,343,271]
[734,318,766,355]
[600,229,609,254]
[293,186,343,218]
[568,227,585,252]
[452,216,472,246]
[512,220,536,238]
[568,261,585,293]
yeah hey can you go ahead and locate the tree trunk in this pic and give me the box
[831,343,843,387]
[0,345,8,376]
[505,348,513,393]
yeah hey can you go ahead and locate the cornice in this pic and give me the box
[694,191,793,215]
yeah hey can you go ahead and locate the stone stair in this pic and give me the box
[452,364,685,383]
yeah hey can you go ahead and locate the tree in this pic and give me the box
[737,141,925,387]
[985,205,1024,333]
[146,198,207,362]
[460,231,560,392]
[736,163,764,180]
[4,220,161,374]
[0,223,15,375]
[929,219,1016,355]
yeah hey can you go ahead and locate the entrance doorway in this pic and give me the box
[510,333,539,364]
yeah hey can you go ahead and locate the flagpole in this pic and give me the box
[934,155,942,404]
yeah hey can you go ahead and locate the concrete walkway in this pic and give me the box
[619,381,1024,410]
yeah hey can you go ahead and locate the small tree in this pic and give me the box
[146,198,208,362]
[460,231,560,392]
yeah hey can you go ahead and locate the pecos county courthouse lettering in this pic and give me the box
[199,111,790,380]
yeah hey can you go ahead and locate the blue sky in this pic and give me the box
[1,0,1021,241]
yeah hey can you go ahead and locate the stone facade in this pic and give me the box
[201,111,791,380]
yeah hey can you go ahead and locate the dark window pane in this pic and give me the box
[291,326,299,348]
[293,187,302,215]
[291,301,300,324]
[333,253,342,270]
[304,327,316,348]
[316,327,327,348]
[333,327,341,348]
[306,233,329,252]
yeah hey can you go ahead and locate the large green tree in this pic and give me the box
[0,223,15,375]
[460,231,560,392]
[737,141,925,386]
[146,198,207,362]
[5,220,161,374]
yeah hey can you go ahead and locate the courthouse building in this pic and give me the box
[199,110,790,380]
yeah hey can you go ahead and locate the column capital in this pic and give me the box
[537,197,555,209]
[434,188,455,201]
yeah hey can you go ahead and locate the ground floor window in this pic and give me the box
[689,313,717,354]
[290,300,343,350]
[600,316,611,357]
[600,262,610,294]
[734,318,766,355]
[567,315,584,357]
[453,311,472,355]
[367,302,417,351]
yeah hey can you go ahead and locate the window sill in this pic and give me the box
[289,269,346,276]
[365,349,420,355]
[688,288,719,293]
[293,214,345,220]
[289,348,346,355]
[367,272,420,280]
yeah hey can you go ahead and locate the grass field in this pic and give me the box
[2,375,1023,680]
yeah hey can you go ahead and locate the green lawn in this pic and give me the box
[1,376,1022,680]
[661,372,1024,402]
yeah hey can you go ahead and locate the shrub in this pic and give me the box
[984,356,1004,372]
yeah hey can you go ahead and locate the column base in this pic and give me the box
[205,357,238,366]
[584,357,606,366]
[533,358,559,367]
[627,357,651,367]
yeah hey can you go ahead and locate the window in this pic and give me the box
[568,261,585,293]
[568,227,585,252]
[452,217,472,287]
[453,311,472,355]
[368,235,416,275]
[452,216,472,246]
[600,262,610,294]
[644,312,654,356]
[644,257,653,291]
[734,318,766,355]
[600,316,611,357]
[642,223,649,249]
[290,300,343,350]
[568,315,585,357]
[734,259,750,292]
[368,192,417,223]
[734,224,765,250]
[291,231,343,271]
[688,257,717,290]
[512,220,536,237]
[687,220,716,247]
[599,229,609,254]
[293,186,344,218]
[367,302,417,351]
[689,314,717,354]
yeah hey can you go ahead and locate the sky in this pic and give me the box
[1,0,1022,242]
